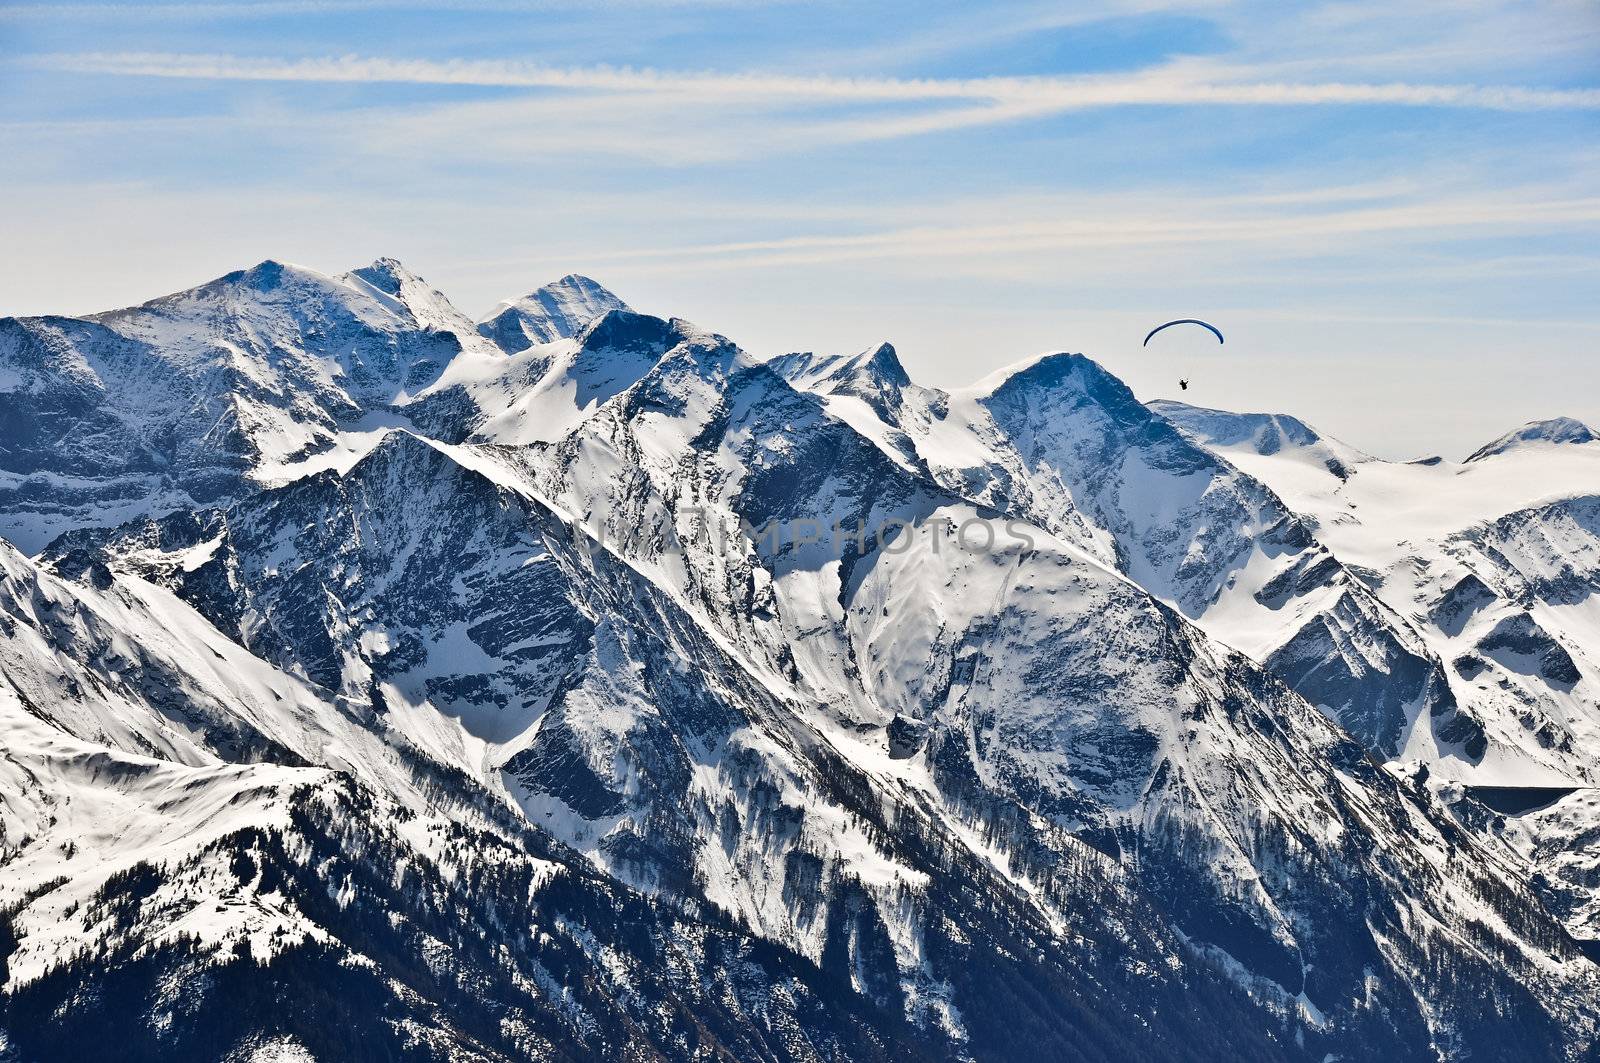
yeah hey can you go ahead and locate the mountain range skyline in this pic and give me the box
[8,254,1594,465]
[4,0,1597,462]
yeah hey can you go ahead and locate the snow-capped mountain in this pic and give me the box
[1155,399,1600,948]
[1465,416,1600,463]
[1154,400,1600,786]
[0,259,500,554]
[772,347,1482,765]
[3,260,1598,1061]
[476,275,629,355]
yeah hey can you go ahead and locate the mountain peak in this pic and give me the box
[336,257,480,339]
[126,259,393,315]
[550,272,609,292]
[1465,416,1599,463]
[1150,400,1326,453]
[766,341,909,396]
[476,275,629,354]
[210,258,312,294]
[980,352,1147,422]
[574,307,689,355]
[856,341,910,388]
[93,259,357,322]
[972,350,1090,393]
[348,256,417,296]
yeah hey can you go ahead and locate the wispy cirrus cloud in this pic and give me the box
[557,190,1600,273]
[30,50,1600,116]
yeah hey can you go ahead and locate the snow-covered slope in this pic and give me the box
[3,437,1305,1060]
[3,264,1599,1061]
[0,677,938,1062]
[1158,399,1600,957]
[773,348,1483,768]
[1157,400,1600,786]
[423,311,697,446]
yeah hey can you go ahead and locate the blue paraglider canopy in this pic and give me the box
[1143,319,1224,346]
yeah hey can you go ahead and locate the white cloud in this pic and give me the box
[32,50,1600,115]
[557,190,1600,272]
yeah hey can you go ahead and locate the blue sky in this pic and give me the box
[2,0,1597,458]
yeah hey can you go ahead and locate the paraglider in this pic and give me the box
[1143,319,1224,347]
[1143,319,1222,393]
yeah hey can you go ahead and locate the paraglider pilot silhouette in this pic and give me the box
[1143,319,1222,394]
